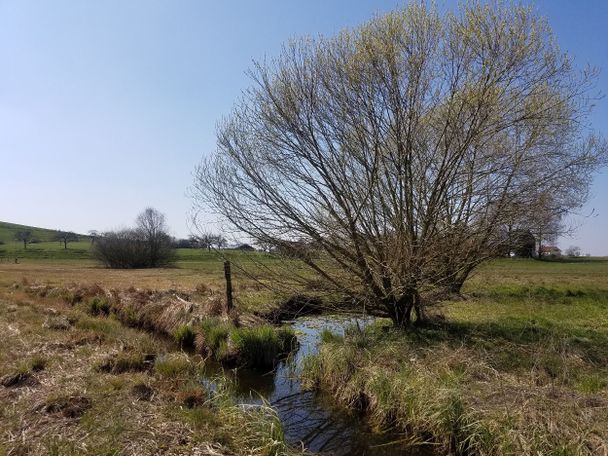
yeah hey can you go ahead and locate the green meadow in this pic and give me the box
[1,220,608,455]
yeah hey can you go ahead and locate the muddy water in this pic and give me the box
[202,316,431,455]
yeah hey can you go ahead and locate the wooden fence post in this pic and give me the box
[224,260,233,312]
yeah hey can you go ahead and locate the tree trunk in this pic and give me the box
[64,239,67,249]
[23,240,27,249]
[385,291,424,328]
[447,273,469,295]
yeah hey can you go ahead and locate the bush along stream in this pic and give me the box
[200,315,431,456]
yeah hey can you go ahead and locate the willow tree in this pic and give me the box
[194,3,606,326]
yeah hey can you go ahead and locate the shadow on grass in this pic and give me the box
[536,257,608,264]
[398,317,608,367]
[470,285,608,305]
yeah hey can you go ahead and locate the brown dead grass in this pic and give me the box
[0,260,226,293]
[0,278,292,455]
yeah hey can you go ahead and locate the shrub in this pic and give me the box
[173,325,196,349]
[230,325,297,369]
[197,318,234,355]
[154,354,194,378]
[93,208,176,269]
[85,296,111,316]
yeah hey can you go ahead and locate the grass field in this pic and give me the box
[0,240,607,455]
[303,258,608,455]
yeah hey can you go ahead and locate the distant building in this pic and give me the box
[540,246,562,257]
[236,243,255,251]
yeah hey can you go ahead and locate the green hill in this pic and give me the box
[0,221,93,260]
[0,221,74,243]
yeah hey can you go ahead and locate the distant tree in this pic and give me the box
[192,232,225,251]
[54,231,79,249]
[173,238,194,248]
[565,245,581,257]
[256,239,275,253]
[93,208,175,268]
[499,224,537,258]
[236,243,255,252]
[135,208,174,267]
[196,232,214,252]
[188,234,201,248]
[526,192,564,259]
[213,235,227,250]
[14,231,32,249]
[512,230,537,258]
[88,230,99,244]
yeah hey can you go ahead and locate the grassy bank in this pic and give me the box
[0,278,298,455]
[302,259,608,455]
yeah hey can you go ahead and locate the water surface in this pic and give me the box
[203,315,431,455]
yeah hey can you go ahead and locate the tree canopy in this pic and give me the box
[194,2,607,326]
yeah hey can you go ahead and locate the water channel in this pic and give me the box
[202,315,432,455]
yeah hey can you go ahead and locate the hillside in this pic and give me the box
[0,221,82,243]
[0,221,93,260]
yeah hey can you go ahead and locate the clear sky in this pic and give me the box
[0,1,606,253]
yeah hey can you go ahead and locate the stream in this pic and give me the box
[202,315,431,455]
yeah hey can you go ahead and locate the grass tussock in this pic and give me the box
[154,353,197,378]
[41,395,92,418]
[173,324,196,349]
[175,386,207,408]
[85,296,111,316]
[202,379,294,456]
[196,319,297,369]
[231,326,297,369]
[95,352,152,374]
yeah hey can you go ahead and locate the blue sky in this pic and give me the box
[0,1,606,253]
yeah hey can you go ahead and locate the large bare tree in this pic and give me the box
[135,207,173,267]
[194,3,606,326]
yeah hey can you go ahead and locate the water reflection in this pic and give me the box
[202,316,430,455]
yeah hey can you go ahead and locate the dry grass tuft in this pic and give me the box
[175,387,207,408]
[0,371,31,388]
[131,382,154,401]
[95,352,152,374]
[40,395,91,418]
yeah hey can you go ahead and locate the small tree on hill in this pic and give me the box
[14,231,32,249]
[54,231,79,249]
[213,235,227,250]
